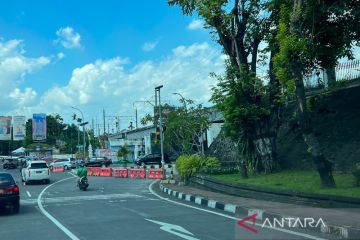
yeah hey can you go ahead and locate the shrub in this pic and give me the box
[176,155,220,184]
[200,166,239,175]
[351,163,360,187]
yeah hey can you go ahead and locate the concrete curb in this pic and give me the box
[159,184,360,239]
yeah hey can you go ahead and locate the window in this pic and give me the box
[30,163,48,169]
[0,173,15,185]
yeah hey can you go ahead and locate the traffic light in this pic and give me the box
[72,114,76,120]
[156,126,160,140]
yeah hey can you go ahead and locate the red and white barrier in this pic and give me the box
[148,169,163,179]
[52,165,64,172]
[129,169,146,178]
[92,167,101,176]
[100,168,112,177]
[113,168,128,178]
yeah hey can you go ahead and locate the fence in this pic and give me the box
[305,60,360,88]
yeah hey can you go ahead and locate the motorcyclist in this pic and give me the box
[76,163,87,186]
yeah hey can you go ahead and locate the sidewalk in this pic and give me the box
[160,182,360,239]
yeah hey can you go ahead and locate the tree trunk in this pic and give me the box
[325,66,336,88]
[292,60,336,187]
[254,136,276,174]
[250,39,261,75]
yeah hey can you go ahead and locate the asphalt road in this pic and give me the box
[0,168,334,240]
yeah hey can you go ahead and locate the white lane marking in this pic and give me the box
[42,193,145,203]
[145,219,199,240]
[26,191,31,197]
[37,176,80,240]
[149,181,326,240]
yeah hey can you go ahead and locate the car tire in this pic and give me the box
[45,179,50,184]
[64,165,68,170]
[13,201,20,214]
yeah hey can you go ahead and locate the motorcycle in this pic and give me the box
[77,176,89,191]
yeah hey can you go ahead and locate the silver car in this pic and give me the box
[49,158,72,170]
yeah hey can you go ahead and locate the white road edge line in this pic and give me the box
[26,190,31,198]
[37,175,80,240]
[149,180,326,240]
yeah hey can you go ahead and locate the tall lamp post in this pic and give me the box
[71,106,88,159]
[155,85,165,177]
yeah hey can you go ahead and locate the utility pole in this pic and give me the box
[135,108,138,129]
[103,109,106,135]
[155,85,165,178]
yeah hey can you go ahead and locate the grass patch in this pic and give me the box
[208,171,360,198]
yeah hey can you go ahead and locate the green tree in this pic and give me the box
[273,0,360,187]
[164,98,209,156]
[169,0,281,176]
[117,145,130,163]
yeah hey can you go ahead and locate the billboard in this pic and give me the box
[0,116,12,140]
[13,116,26,141]
[32,114,47,141]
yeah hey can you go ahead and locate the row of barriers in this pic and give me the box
[88,167,163,179]
[52,166,164,179]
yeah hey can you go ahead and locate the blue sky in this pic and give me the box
[1,1,358,131]
[0,0,224,128]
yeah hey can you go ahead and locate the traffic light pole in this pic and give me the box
[155,85,165,179]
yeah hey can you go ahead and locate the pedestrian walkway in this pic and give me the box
[161,182,360,239]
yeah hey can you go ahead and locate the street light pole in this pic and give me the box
[155,85,165,173]
[71,106,86,159]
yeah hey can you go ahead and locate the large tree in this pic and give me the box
[169,0,282,175]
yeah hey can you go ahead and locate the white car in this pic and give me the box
[49,158,72,170]
[21,160,50,184]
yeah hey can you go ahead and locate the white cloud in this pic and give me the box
[57,52,65,60]
[34,42,224,123]
[142,40,160,52]
[9,88,37,106]
[55,26,82,49]
[0,39,50,114]
[187,19,204,30]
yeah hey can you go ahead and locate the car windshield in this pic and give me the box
[30,163,48,169]
[0,173,15,186]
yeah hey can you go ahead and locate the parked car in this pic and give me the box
[49,158,71,170]
[21,160,50,184]
[0,172,20,213]
[70,158,78,169]
[2,158,18,169]
[85,157,111,167]
[134,153,170,167]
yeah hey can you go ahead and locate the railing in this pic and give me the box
[305,60,360,88]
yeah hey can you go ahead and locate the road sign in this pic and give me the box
[76,145,83,149]
[145,219,199,240]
